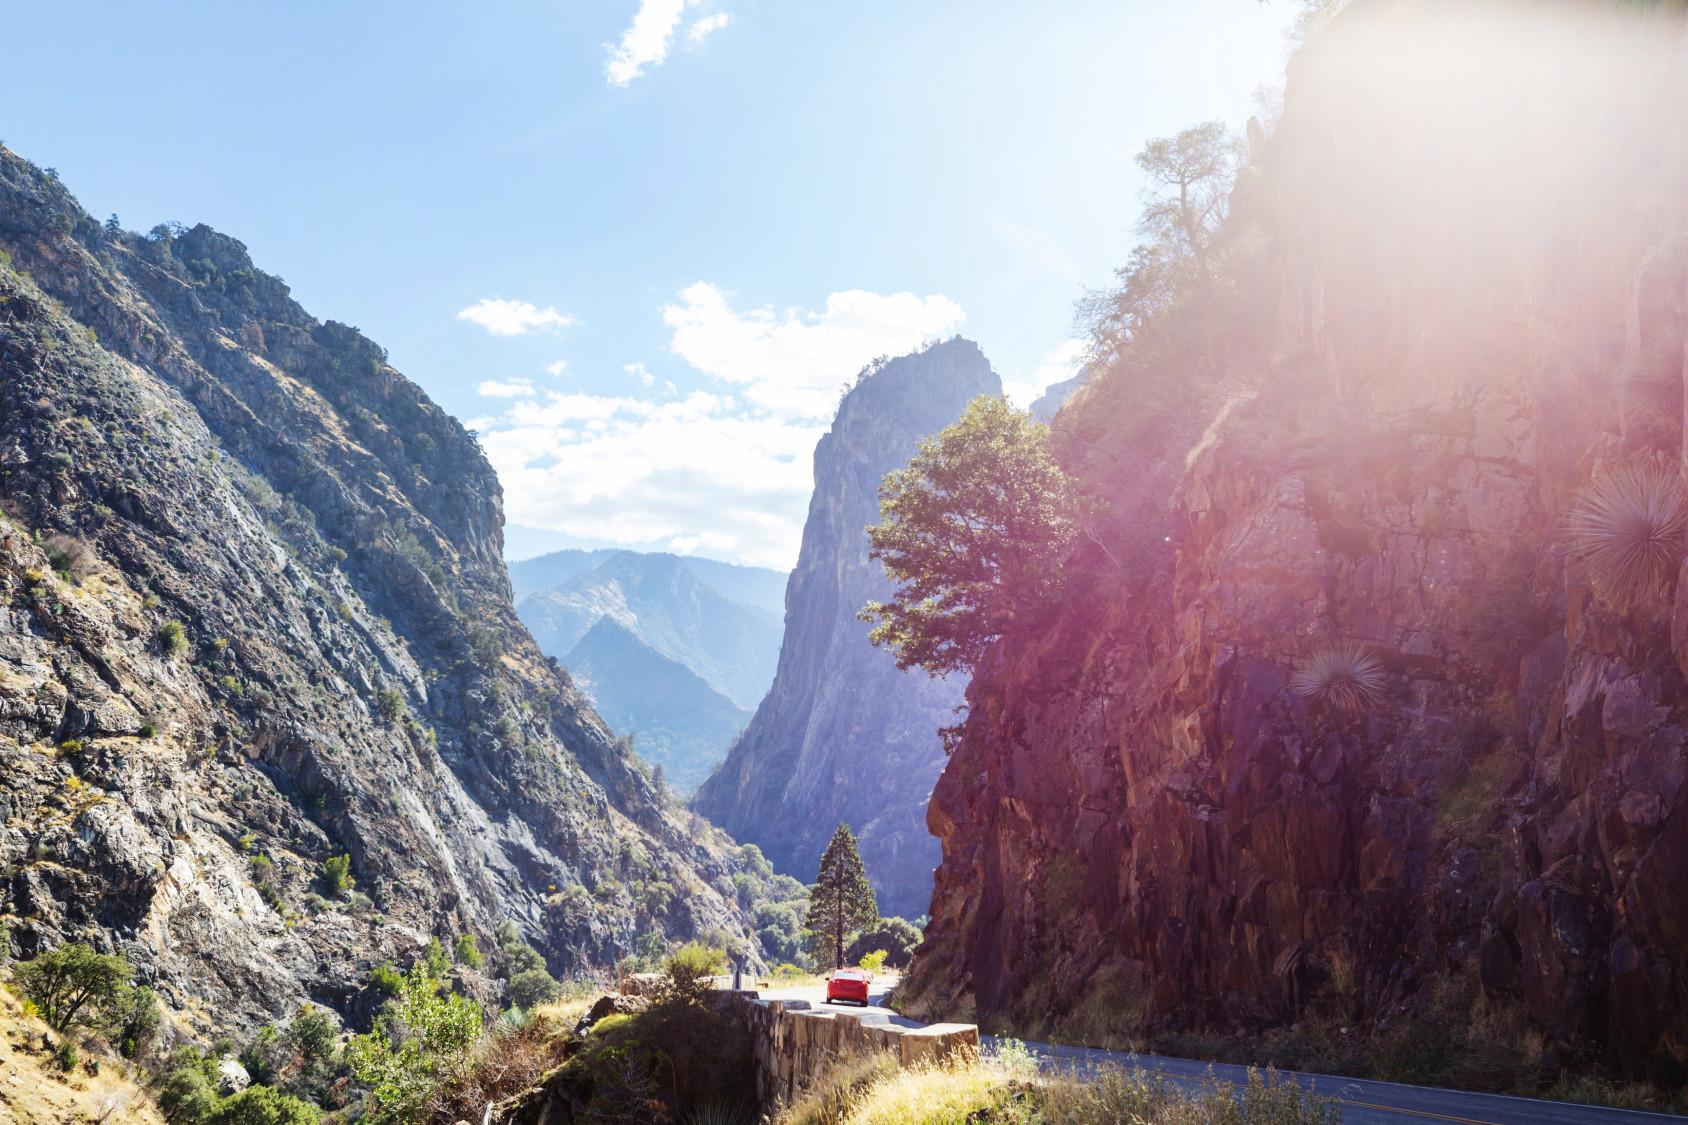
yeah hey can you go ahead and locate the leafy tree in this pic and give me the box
[13,943,132,1033]
[105,213,122,234]
[419,937,450,980]
[345,963,482,1124]
[506,967,561,1009]
[110,983,162,1058]
[158,1049,220,1124]
[207,1085,321,1125]
[660,942,727,1005]
[805,825,878,972]
[286,1003,338,1064]
[863,397,1080,676]
[452,933,483,969]
[489,919,546,980]
[845,916,923,969]
[1135,120,1241,287]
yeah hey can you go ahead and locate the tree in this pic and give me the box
[208,1085,322,1125]
[105,213,122,234]
[489,919,546,980]
[345,963,482,1124]
[863,396,1080,676]
[1135,120,1241,287]
[14,943,132,1033]
[452,933,483,969]
[321,854,353,897]
[846,916,923,970]
[805,825,878,972]
[505,968,560,1009]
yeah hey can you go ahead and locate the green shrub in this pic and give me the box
[52,1036,77,1071]
[506,968,560,1009]
[369,962,404,998]
[286,1003,338,1063]
[858,950,888,974]
[453,933,483,969]
[321,854,352,897]
[158,620,188,657]
[661,942,727,1005]
[139,723,157,739]
[375,688,405,723]
[490,919,546,981]
[345,963,483,1124]
[207,1085,322,1125]
[110,984,161,1059]
[158,1050,220,1124]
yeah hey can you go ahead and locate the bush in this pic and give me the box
[370,963,403,998]
[858,950,888,974]
[846,917,922,970]
[375,688,405,723]
[453,933,483,969]
[321,854,352,897]
[208,1085,322,1125]
[661,943,727,1005]
[506,968,560,1010]
[286,1003,338,1064]
[420,937,450,980]
[158,1051,220,1124]
[52,1036,78,1071]
[139,722,157,739]
[158,620,188,657]
[345,963,483,1124]
[13,942,132,1033]
[490,919,546,981]
[110,984,161,1059]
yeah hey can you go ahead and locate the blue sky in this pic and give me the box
[1,1,1295,569]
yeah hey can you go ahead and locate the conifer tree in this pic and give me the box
[806,824,878,971]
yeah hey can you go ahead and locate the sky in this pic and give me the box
[0,1,1297,570]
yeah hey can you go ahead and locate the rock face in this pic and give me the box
[565,618,751,794]
[901,0,1688,1078]
[0,147,755,1037]
[695,340,1000,918]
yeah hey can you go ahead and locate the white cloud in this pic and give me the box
[1005,338,1087,408]
[544,360,571,377]
[477,378,536,398]
[606,0,728,86]
[476,387,819,569]
[456,298,578,337]
[662,282,966,419]
[687,12,731,44]
[624,361,657,387]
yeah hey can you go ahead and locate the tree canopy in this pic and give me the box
[13,942,132,1033]
[862,396,1079,676]
[805,824,878,972]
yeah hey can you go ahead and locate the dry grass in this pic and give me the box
[0,981,165,1124]
[423,993,596,1122]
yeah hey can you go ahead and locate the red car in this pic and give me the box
[826,967,872,1006]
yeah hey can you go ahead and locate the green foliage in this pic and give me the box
[159,1049,221,1124]
[420,937,450,979]
[207,1086,321,1125]
[52,1035,78,1071]
[862,397,1079,676]
[369,962,404,998]
[806,825,878,972]
[286,1003,338,1064]
[660,942,727,1005]
[240,1024,280,1085]
[321,853,352,898]
[489,919,546,981]
[506,968,561,1009]
[452,933,483,969]
[158,619,188,657]
[110,983,162,1059]
[345,963,483,1124]
[139,722,157,739]
[857,950,888,974]
[375,688,406,723]
[13,942,132,1033]
[846,917,922,970]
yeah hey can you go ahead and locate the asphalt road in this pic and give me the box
[757,978,1688,1125]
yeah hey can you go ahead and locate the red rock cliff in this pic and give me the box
[901,0,1688,1079]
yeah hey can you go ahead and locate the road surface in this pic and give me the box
[756,978,1688,1125]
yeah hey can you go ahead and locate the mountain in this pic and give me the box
[507,548,619,603]
[673,555,788,622]
[517,550,782,710]
[564,618,751,795]
[0,146,756,1038]
[694,339,1000,919]
[899,0,1688,1082]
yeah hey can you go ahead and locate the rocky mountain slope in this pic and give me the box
[0,146,756,1040]
[900,0,1688,1081]
[694,340,999,919]
[564,618,750,795]
[517,550,782,710]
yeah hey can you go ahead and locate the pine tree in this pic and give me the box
[805,824,878,970]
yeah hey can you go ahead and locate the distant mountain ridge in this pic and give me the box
[512,549,786,790]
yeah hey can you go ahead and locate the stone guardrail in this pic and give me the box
[717,991,980,1108]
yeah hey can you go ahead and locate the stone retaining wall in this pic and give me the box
[720,993,980,1109]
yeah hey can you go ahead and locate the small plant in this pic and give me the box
[322,853,353,898]
[375,688,405,723]
[52,1036,78,1071]
[138,722,156,739]
[453,933,484,969]
[158,619,188,657]
[421,937,450,979]
[370,962,404,998]
[858,949,888,974]
[1563,462,1686,606]
[1290,641,1385,711]
[57,739,84,755]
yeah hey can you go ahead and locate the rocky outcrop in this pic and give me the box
[694,340,1000,918]
[902,0,1688,1080]
[0,147,756,1038]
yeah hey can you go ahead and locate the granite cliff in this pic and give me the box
[695,339,1000,919]
[0,147,755,1039]
[901,0,1688,1083]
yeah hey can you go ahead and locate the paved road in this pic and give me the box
[757,978,1688,1125]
